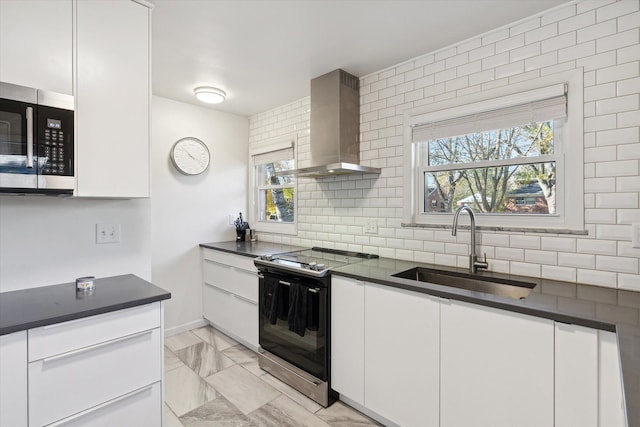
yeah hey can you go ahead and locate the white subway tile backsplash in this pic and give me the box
[577,238,617,255]
[251,0,640,290]
[596,28,640,53]
[577,19,617,42]
[559,252,597,269]
[577,269,618,287]
[618,43,640,63]
[597,255,639,274]
[617,76,640,96]
[618,273,640,291]
[559,40,596,62]
[597,0,640,23]
[596,61,639,84]
[542,265,577,282]
[595,159,639,176]
[559,10,596,34]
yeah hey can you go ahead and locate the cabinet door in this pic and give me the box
[364,282,440,427]
[331,276,365,405]
[599,330,626,427]
[0,331,27,427]
[47,381,161,427]
[75,0,150,197]
[203,282,258,350]
[0,0,73,94]
[555,323,598,427]
[440,300,554,427]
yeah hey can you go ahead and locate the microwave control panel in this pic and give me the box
[38,106,74,176]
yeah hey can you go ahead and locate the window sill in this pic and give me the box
[401,222,588,236]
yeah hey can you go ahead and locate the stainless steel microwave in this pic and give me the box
[0,81,74,195]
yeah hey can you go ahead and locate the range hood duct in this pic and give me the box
[286,69,381,177]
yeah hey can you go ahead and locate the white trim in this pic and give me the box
[249,134,298,236]
[403,68,584,231]
[164,318,208,337]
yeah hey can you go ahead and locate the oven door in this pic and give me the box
[0,97,38,190]
[259,271,328,381]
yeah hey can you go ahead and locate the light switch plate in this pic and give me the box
[96,223,121,244]
[632,223,640,249]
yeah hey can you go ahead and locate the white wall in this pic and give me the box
[250,0,640,291]
[0,196,151,292]
[151,96,249,332]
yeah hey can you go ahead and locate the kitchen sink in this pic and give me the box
[392,267,536,300]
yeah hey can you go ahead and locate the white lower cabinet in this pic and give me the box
[201,249,259,350]
[331,276,365,405]
[440,299,554,427]
[0,331,28,427]
[555,323,598,427]
[365,282,440,427]
[599,330,627,427]
[45,382,161,427]
[27,302,163,427]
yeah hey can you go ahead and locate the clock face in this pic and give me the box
[170,137,210,175]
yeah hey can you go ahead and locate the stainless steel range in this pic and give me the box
[254,247,378,407]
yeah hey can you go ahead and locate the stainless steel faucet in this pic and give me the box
[452,206,489,274]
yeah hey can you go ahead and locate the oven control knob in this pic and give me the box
[317,263,326,270]
[261,254,273,261]
[308,262,317,270]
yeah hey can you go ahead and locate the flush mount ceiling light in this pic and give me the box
[194,86,226,104]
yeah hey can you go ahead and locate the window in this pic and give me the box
[403,70,584,231]
[250,137,297,235]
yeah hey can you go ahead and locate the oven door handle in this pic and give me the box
[308,288,319,294]
[279,280,291,287]
[26,106,34,168]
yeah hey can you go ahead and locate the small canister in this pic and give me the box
[76,276,95,294]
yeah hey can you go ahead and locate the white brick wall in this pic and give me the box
[249,0,640,291]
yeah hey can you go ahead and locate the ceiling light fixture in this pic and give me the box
[194,86,226,104]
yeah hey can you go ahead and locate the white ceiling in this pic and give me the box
[151,0,570,117]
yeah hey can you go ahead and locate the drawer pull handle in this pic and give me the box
[47,384,155,426]
[233,294,257,304]
[42,330,154,364]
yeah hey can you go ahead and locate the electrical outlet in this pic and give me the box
[96,223,121,244]
[364,220,378,234]
[229,214,236,226]
[632,223,640,249]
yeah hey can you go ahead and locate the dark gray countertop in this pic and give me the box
[0,274,171,335]
[199,241,306,258]
[200,242,639,426]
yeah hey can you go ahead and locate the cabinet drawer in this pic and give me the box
[203,259,258,302]
[29,327,161,427]
[28,302,159,362]
[202,248,257,273]
[203,283,258,349]
[44,381,161,427]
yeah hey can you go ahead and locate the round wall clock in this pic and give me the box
[170,137,210,175]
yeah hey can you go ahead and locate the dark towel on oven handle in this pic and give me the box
[288,283,308,337]
[261,275,279,324]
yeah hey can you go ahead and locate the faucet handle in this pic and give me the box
[474,253,489,270]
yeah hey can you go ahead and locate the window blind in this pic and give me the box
[412,89,567,143]
[252,147,294,165]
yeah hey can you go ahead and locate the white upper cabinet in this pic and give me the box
[440,299,554,427]
[75,0,150,197]
[0,0,73,95]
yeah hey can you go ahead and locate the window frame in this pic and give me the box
[249,135,298,235]
[402,69,584,232]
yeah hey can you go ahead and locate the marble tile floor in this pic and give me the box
[164,326,382,427]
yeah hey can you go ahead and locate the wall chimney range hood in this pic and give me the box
[285,69,381,177]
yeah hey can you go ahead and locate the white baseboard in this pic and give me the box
[339,395,398,427]
[164,318,208,337]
